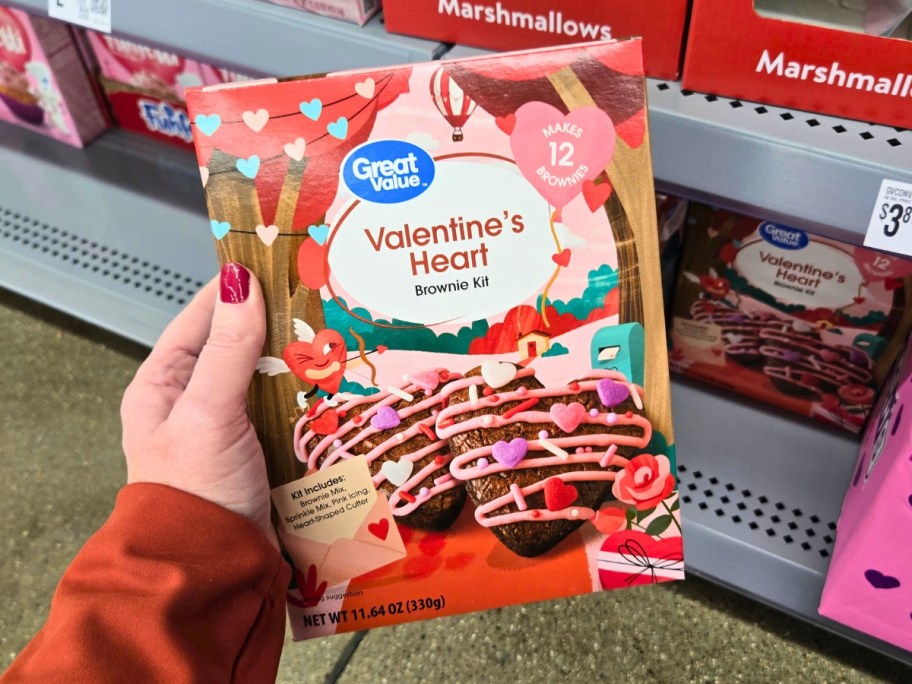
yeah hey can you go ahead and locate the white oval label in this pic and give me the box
[327,159,554,324]
[734,238,862,309]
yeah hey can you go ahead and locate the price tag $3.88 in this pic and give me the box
[865,179,912,258]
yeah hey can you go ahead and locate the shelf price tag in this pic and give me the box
[48,0,111,33]
[865,179,912,258]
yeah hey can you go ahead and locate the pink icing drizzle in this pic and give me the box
[293,370,462,517]
[437,368,650,528]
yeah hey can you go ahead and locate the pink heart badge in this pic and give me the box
[510,102,615,209]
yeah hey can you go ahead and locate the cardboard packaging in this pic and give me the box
[383,1,690,80]
[682,0,912,129]
[0,7,109,147]
[187,39,681,640]
[100,77,194,150]
[259,0,380,26]
[819,333,912,652]
[669,204,912,432]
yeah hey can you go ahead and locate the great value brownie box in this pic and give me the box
[187,39,681,640]
[819,333,912,651]
[0,7,109,147]
[259,0,379,26]
[669,203,912,432]
[383,0,691,80]
[682,0,912,129]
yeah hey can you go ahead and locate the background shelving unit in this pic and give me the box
[2,0,911,666]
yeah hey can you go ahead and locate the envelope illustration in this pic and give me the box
[279,492,407,588]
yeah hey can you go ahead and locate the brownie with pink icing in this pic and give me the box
[293,369,466,530]
[437,363,652,557]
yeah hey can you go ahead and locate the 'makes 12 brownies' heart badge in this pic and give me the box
[509,102,615,209]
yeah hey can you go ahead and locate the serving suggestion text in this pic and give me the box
[362,211,526,276]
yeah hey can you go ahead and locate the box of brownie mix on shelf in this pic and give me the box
[187,39,680,639]
[259,0,379,26]
[819,333,912,651]
[383,0,690,80]
[0,7,109,147]
[669,203,912,433]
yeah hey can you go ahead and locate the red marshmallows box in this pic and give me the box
[383,1,691,80]
[187,39,680,639]
[682,0,912,129]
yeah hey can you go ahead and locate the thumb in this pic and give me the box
[182,262,266,414]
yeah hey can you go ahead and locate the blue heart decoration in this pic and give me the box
[308,223,330,245]
[327,116,349,140]
[299,98,323,121]
[236,155,261,179]
[210,220,231,240]
[195,114,222,137]
[864,569,901,589]
[732,239,743,248]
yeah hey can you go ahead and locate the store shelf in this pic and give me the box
[673,378,912,665]
[7,1,446,75]
[649,79,912,245]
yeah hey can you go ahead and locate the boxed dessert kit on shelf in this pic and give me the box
[682,0,912,129]
[669,204,912,432]
[187,39,681,639]
[0,7,109,147]
[259,0,380,26]
[383,0,690,80]
[819,332,912,652]
[98,77,194,149]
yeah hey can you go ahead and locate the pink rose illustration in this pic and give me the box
[612,454,675,511]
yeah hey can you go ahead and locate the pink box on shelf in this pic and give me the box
[0,7,109,147]
[259,0,380,26]
[84,30,205,101]
[819,334,912,652]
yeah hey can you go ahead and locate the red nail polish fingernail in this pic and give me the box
[220,262,250,303]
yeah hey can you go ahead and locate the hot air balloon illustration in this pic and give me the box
[430,66,477,142]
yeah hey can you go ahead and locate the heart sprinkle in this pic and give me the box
[409,370,440,392]
[310,410,339,435]
[550,402,587,433]
[371,406,401,431]
[380,459,413,487]
[480,360,517,388]
[492,438,529,469]
[596,379,629,408]
[544,478,578,511]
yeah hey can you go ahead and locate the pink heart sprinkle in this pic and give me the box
[492,438,529,469]
[596,379,629,408]
[410,370,440,392]
[550,402,587,433]
[371,406,401,431]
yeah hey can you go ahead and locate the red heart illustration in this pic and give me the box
[615,108,646,149]
[283,329,347,394]
[544,477,578,511]
[720,243,737,263]
[297,238,328,290]
[495,113,516,134]
[853,296,865,305]
[368,518,389,540]
[376,345,388,354]
[310,409,339,435]
[582,179,613,212]
[551,249,571,268]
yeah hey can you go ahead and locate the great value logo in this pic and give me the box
[342,140,435,204]
[759,221,808,250]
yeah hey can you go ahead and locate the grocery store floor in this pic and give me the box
[2,287,911,684]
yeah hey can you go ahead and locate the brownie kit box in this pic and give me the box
[187,39,680,639]
[0,7,109,147]
[819,334,912,652]
[259,0,379,26]
[670,204,912,432]
[383,0,690,80]
[683,0,912,129]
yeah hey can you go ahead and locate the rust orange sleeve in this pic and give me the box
[2,483,291,683]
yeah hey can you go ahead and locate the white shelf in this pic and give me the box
[7,0,446,75]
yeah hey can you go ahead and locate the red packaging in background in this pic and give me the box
[0,7,109,147]
[383,0,690,80]
[258,0,380,26]
[682,0,912,129]
[100,77,193,150]
[669,204,912,433]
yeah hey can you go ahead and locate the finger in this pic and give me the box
[122,277,219,433]
[181,263,266,415]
